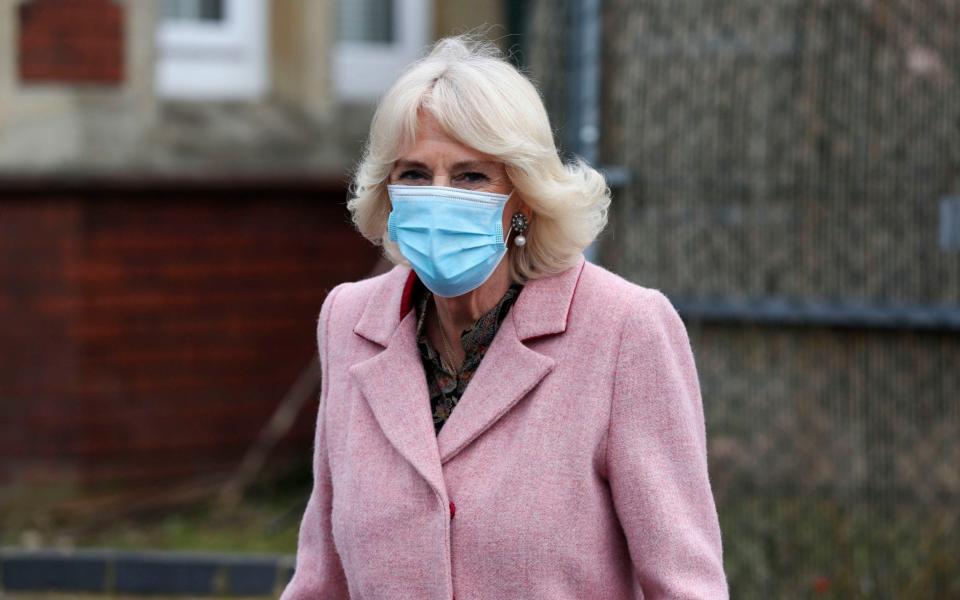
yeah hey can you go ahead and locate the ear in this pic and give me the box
[512,191,533,220]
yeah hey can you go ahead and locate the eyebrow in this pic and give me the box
[394,159,498,171]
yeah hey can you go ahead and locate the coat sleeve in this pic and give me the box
[279,284,350,599]
[606,289,728,599]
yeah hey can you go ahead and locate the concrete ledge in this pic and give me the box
[0,548,295,597]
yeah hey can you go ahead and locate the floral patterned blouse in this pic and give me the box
[412,278,524,435]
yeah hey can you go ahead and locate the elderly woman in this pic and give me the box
[280,36,727,599]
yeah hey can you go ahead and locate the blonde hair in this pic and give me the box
[346,34,610,282]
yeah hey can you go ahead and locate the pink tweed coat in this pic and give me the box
[280,255,728,599]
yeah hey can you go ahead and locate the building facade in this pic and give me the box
[0,0,507,508]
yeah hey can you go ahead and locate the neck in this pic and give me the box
[429,260,512,359]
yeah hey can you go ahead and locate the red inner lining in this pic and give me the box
[399,270,417,319]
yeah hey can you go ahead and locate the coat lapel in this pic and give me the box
[349,255,586,486]
[435,315,555,463]
[437,255,586,463]
[349,265,447,498]
[349,308,447,499]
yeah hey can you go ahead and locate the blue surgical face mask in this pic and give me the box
[387,184,513,298]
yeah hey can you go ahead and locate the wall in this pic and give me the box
[435,0,506,42]
[0,178,380,501]
[0,0,157,171]
[270,0,336,123]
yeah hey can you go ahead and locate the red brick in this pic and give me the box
[0,186,378,492]
[17,0,125,85]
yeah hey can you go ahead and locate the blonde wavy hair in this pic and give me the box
[346,34,610,282]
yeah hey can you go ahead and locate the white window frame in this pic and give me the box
[333,0,432,102]
[155,0,267,100]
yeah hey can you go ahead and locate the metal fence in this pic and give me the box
[522,1,960,598]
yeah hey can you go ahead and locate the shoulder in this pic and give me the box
[575,260,685,339]
[579,264,697,391]
[317,265,407,340]
[322,268,395,313]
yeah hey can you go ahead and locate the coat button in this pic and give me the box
[449,500,456,519]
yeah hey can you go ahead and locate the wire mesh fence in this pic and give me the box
[524,1,960,598]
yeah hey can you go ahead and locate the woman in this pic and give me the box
[280,36,728,599]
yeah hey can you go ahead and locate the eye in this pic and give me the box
[457,172,489,184]
[398,169,427,181]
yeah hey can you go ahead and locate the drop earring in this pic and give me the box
[510,212,529,247]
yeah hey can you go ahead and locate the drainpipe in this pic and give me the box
[567,0,629,262]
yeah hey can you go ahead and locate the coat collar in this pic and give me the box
[349,255,586,497]
[353,254,586,347]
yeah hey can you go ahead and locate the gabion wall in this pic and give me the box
[526,1,960,598]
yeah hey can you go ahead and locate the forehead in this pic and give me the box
[397,111,494,165]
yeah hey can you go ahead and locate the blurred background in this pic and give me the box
[0,0,957,599]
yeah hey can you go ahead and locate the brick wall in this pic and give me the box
[18,0,125,84]
[0,177,380,492]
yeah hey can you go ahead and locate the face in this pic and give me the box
[388,111,529,235]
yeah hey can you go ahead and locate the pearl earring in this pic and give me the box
[510,212,529,247]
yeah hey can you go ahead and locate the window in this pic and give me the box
[337,0,394,44]
[333,0,432,101]
[155,0,267,99]
[162,0,225,21]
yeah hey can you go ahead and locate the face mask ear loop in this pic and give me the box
[501,189,516,249]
